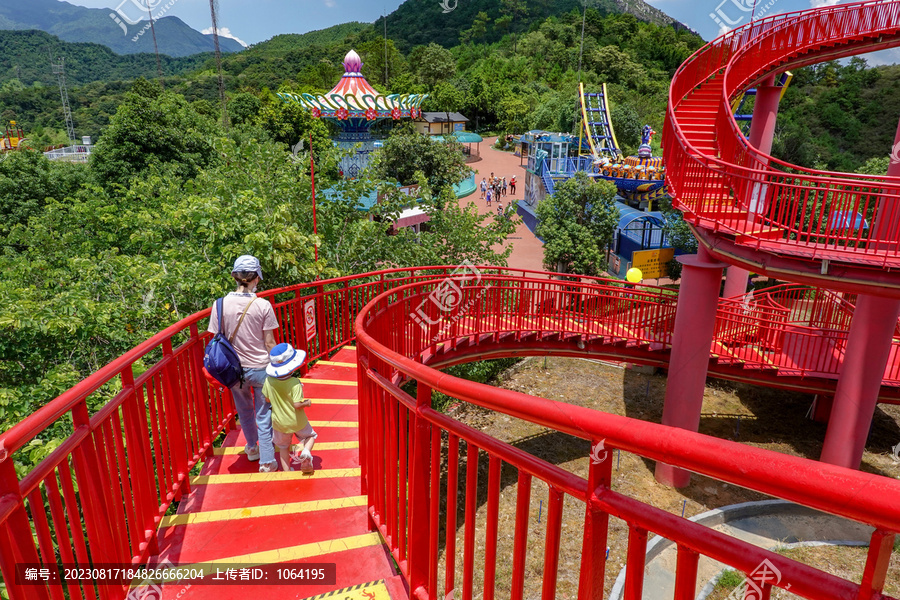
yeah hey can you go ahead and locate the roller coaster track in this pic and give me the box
[579,82,621,159]
[665,0,900,294]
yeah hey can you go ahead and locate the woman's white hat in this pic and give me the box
[232,255,263,281]
[267,343,307,378]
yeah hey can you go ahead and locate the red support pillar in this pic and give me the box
[724,74,781,298]
[819,295,900,467]
[655,246,725,487]
[819,118,900,469]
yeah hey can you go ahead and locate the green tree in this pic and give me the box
[0,149,91,235]
[257,89,331,155]
[430,81,466,133]
[500,0,529,53]
[498,95,530,134]
[412,43,457,88]
[90,79,217,187]
[536,172,618,275]
[229,92,262,126]
[358,38,408,87]
[460,12,491,45]
[368,122,469,202]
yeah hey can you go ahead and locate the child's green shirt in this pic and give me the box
[262,376,310,433]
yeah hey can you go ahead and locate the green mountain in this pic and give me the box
[376,0,689,50]
[0,30,209,88]
[254,23,370,53]
[0,0,244,57]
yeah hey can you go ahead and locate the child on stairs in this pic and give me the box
[262,343,317,473]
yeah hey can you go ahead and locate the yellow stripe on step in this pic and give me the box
[341,345,357,350]
[310,421,357,428]
[306,397,357,405]
[191,468,360,485]
[212,441,359,456]
[299,378,358,386]
[129,533,383,587]
[316,361,357,368]
[160,495,367,527]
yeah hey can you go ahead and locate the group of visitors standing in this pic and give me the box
[207,256,317,474]
[480,171,516,207]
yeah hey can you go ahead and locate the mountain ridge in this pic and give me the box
[0,0,244,57]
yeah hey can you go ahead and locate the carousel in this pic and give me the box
[278,50,428,179]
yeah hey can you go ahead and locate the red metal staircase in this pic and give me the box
[665,0,900,292]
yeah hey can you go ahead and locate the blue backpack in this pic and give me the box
[203,297,256,389]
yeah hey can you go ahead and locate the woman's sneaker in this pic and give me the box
[258,461,278,473]
[245,445,260,462]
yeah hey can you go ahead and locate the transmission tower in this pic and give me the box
[208,0,228,127]
[147,5,165,87]
[51,56,76,144]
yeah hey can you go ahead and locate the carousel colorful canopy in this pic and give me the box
[278,49,428,122]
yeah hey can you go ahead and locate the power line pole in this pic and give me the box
[384,10,388,87]
[147,4,165,87]
[50,55,76,145]
[208,0,228,128]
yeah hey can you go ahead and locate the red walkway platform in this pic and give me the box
[140,345,406,600]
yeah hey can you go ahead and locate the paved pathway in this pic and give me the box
[458,136,545,272]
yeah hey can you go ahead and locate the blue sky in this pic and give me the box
[67,0,898,64]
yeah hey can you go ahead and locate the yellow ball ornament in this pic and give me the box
[626,268,643,284]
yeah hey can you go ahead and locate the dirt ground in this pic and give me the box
[436,357,900,600]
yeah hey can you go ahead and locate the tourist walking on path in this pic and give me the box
[502,177,508,197]
[480,178,487,199]
[207,255,279,473]
[263,343,318,473]
[510,175,517,195]
[486,188,492,206]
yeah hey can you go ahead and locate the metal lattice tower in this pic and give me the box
[51,57,76,144]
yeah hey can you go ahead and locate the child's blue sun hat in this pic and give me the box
[267,343,307,378]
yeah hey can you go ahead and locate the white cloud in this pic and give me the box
[324,0,336,7]
[201,26,249,47]
[810,0,843,7]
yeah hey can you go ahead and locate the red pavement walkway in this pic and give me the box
[461,136,545,272]
[137,345,407,600]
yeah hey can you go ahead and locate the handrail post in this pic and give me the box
[0,457,48,600]
[858,529,896,599]
[358,350,370,497]
[188,324,213,457]
[316,284,327,358]
[161,339,190,499]
[408,382,433,597]
[577,440,613,600]
[70,400,122,583]
[120,365,159,557]
[343,280,351,344]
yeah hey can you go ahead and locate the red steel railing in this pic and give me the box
[665,0,900,266]
[355,276,900,600]
[2,268,900,599]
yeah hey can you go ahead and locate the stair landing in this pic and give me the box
[136,345,405,600]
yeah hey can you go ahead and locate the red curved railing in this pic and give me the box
[355,276,900,600]
[665,0,900,267]
[2,267,900,599]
